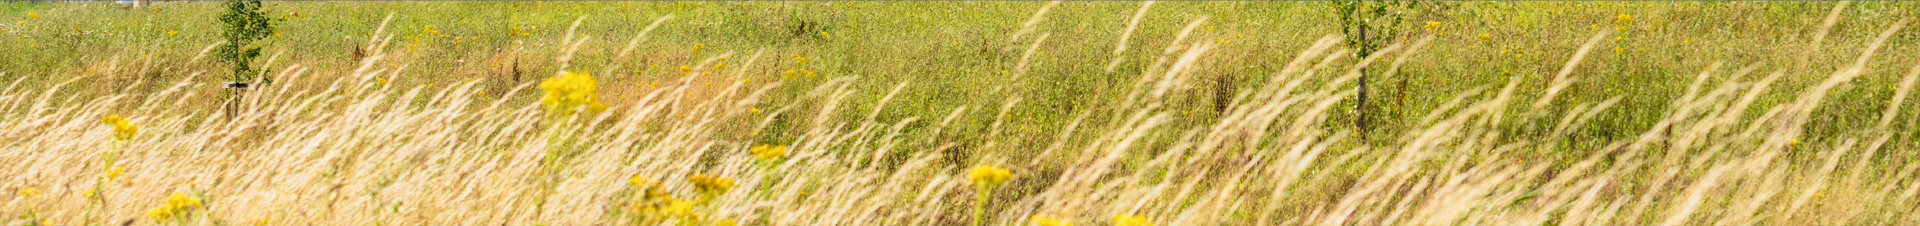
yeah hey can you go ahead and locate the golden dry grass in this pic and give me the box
[5,5,1920,226]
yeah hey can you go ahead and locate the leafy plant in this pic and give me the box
[1330,0,1421,134]
[214,0,277,83]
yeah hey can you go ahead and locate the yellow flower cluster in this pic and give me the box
[147,193,202,222]
[107,166,126,181]
[621,175,738,225]
[689,174,735,195]
[1032,215,1070,226]
[969,165,1012,186]
[539,71,609,116]
[1423,21,1442,33]
[622,177,675,213]
[16,186,39,198]
[101,114,139,141]
[1614,13,1632,31]
[1114,214,1152,226]
[749,144,787,162]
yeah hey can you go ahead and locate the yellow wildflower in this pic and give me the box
[819,31,829,37]
[750,144,788,162]
[1114,215,1151,226]
[628,175,652,187]
[107,166,126,180]
[539,71,607,115]
[1478,33,1490,40]
[102,114,139,140]
[1616,13,1632,24]
[689,174,735,195]
[166,193,202,209]
[713,218,738,226]
[27,12,37,19]
[660,198,698,218]
[147,206,175,221]
[969,165,1012,186]
[168,31,178,36]
[693,43,705,52]
[83,188,98,199]
[17,186,40,198]
[1422,21,1441,32]
[1033,215,1069,226]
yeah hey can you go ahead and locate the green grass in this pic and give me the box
[5,1,1920,224]
[7,1,1918,147]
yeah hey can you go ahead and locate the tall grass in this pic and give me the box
[5,2,1920,225]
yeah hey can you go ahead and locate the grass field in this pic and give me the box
[6,1,1920,225]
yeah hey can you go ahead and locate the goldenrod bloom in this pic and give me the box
[1032,215,1069,226]
[1616,13,1632,23]
[689,174,735,195]
[539,71,608,116]
[147,206,174,221]
[106,166,126,181]
[969,165,1012,186]
[1114,215,1151,226]
[17,186,39,198]
[628,175,652,188]
[166,193,202,210]
[101,114,138,140]
[661,199,700,219]
[1422,21,1441,32]
[749,144,787,162]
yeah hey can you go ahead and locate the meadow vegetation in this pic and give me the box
[5,1,1920,225]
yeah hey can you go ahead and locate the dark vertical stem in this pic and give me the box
[1358,25,1370,139]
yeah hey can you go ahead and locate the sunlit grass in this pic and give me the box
[3,1,1920,225]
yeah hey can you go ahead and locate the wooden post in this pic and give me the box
[226,82,248,121]
[1357,25,1369,137]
